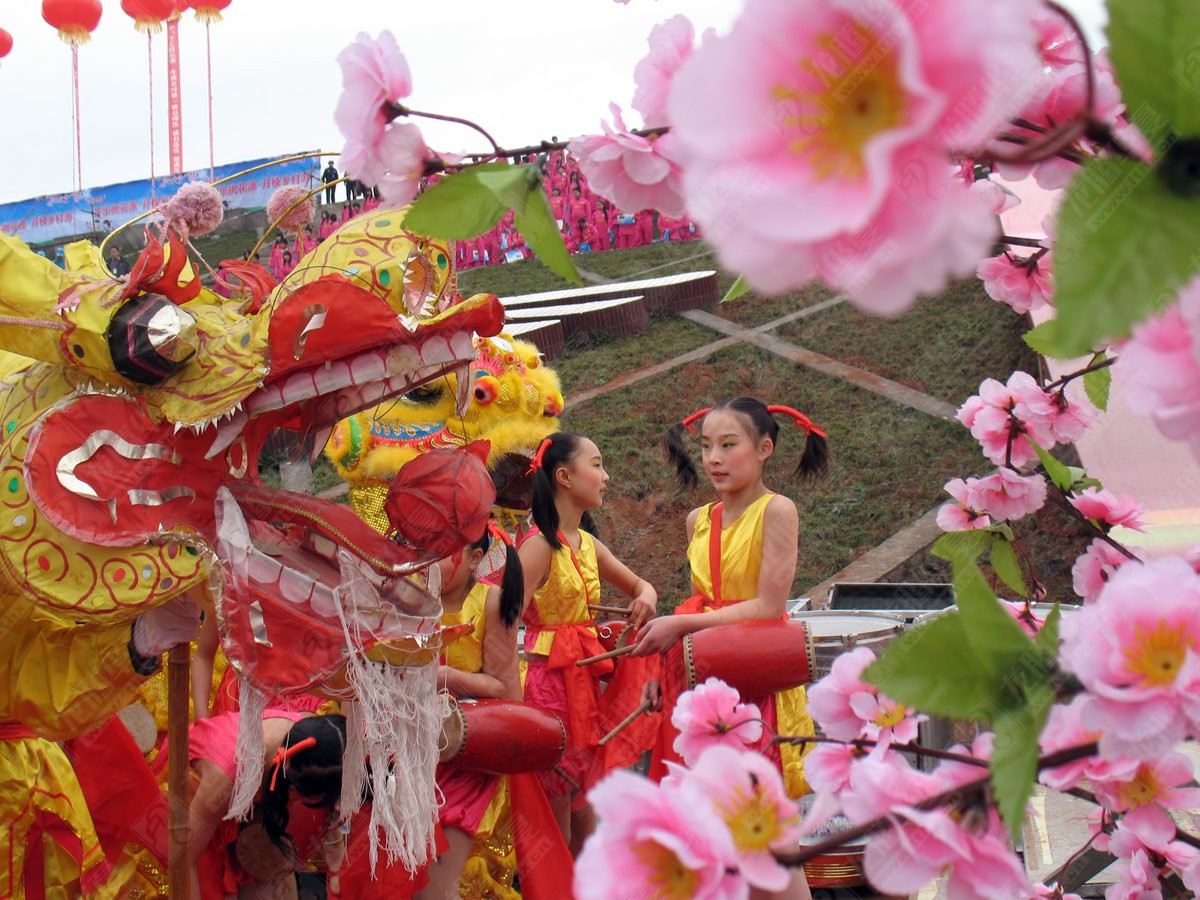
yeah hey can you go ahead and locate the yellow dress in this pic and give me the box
[441,582,519,900]
[0,601,149,899]
[687,493,814,798]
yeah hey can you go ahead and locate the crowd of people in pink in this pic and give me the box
[265,149,702,283]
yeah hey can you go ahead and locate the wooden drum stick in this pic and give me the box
[588,604,632,616]
[598,699,653,746]
[575,644,637,666]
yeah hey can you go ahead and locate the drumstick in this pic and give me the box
[575,644,637,666]
[588,604,632,615]
[552,765,581,793]
[598,699,653,746]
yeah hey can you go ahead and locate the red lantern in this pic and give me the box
[41,0,103,46]
[186,0,230,25]
[0,29,12,63]
[121,0,175,33]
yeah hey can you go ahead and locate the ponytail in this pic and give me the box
[528,433,588,551]
[481,522,524,627]
[665,421,699,489]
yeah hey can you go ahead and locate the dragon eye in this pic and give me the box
[473,375,500,406]
[402,385,442,405]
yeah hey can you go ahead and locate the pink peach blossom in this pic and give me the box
[666,0,1039,315]
[1119,277,1200,463]
[680,746,801,891]
[335,31,412,148]
[335,32,430,205]
[1108,813,1200,891]
[1038,696,1138,792]
[1059,556,1200,760]
[957,375,1053,467]
[1031,4,1086,70]
[1045,388,1097,446]
[671,677,763,765]
[1071,538,1141,603]
[1091,753,1200,836]
[966,468,1047,522]
[840,753,1033,900]
[807,647,874,741]
[578,770,743,900]
[1106,850,1163,900]
[632,15,695,128]
[569,105,687,217]
[1070,487,1148,532]
[938,477,993,532]
[976,252,1054,315]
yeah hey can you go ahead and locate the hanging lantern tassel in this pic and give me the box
[41,0,104,46]
[187,0,232,26]
[121,0,178,34]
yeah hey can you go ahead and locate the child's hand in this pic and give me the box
[630,615,691,656]
[641,680,662,713]
[628,595,656,629]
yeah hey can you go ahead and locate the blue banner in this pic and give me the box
[0,151,323,246]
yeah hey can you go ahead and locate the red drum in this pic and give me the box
[595,617,630,652]
[439,698,566,775]
[681,619,814,696]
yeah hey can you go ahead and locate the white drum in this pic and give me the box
[789,609,906,678]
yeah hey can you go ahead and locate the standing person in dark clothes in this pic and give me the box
[107,245,131,277]
[322,160,339,204]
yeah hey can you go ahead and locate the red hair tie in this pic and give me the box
[526,437,553,475]
[767,405,827,438]
[487,520,513,547]
[681,406,713,435]
[269,736,317,791]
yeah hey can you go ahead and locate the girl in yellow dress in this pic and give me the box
[632,396,829,898]
[518,432,657,855]
[418,524,522,900]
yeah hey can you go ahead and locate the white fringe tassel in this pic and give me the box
[335,551,447,873]
[226,677,268,821]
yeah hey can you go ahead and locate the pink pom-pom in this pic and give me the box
[163,182,224,239]
[267,186,316,233]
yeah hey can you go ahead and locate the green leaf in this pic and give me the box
[864,613,1015,721]
[512,183,583,286]
[982,522,1015,542]
[990,690,1053,840]
[990,535,1028,597]
[1084,356,1112,412]
[951,557,1034,674]
[723,275,751,303]
[1034,605,1062,658]
[473,163,536,211]
[1050,156,1200,356]
[403,166,511,239]
[1030,439,1072,492]
[1022,319,1062,358]
[932,530,991,566]
[1107,0,1200,145]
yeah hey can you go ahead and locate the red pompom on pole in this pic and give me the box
[0,28,13,64]
[121,0,175,33]
[41,0,103,45]
[186,0,230,25]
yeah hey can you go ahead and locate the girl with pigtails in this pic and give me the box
[517,432,658,853]
[632,396,829,804]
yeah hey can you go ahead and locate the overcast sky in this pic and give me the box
[0,0,1107,205]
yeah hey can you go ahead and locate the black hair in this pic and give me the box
[260,714,346,853]
[468,527,524,628]
[665,396,830,490]
[530,433,599,551]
